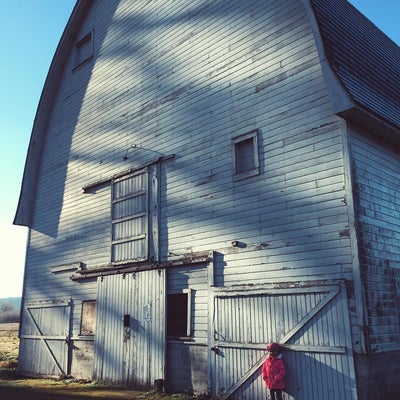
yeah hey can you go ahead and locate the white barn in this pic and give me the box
[14,1,400,399]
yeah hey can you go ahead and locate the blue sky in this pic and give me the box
[0,0,75,298]
[0,0,399,298]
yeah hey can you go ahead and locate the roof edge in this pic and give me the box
[301,0,355,114]
[303,0,400,143]
[13,0,92,227]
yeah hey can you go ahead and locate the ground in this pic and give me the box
[0,323,201,400]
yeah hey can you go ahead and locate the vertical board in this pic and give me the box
[350,130,400,352]
[127,268,166,388]
[19,301,71,376]
[166,264,210,393]
[93,274,127,383]
[211,285,357,400]
[93,269,165,389]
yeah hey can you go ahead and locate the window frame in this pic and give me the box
[167,289,192,339]
[80,300,96,336]
[73,30,94,71]
[232,129,260,181]
[111,169,149,264]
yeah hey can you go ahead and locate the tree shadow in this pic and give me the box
[18,0,356,396]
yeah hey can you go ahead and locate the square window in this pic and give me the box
[235,137,256,173]
[80,300,96,336]
[73,31,93,70]
[167,291,191,338]
[232,129,260,180]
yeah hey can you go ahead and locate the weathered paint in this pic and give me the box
[93,269,165,389]
[211,284,357,400]
[350,128,400,353]
[14,0,400,398]
[166,263,211,393]
[19,301,72,376]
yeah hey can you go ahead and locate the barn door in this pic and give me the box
[210,284,357,400]
[19,300,72,376]
[93,269,166,389]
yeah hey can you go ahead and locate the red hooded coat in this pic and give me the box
[261,353,286,390]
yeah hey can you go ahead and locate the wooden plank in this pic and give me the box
[217,285,349,400]
[213,341,346,354]
[25,306,67,375]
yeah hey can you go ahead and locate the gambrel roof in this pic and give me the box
[311,0,400,130]
[14,0,400,227]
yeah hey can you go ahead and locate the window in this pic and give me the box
[167,290,191,338]
[232,129,260,180]
[80,300,96,336]
[73,31,93,70]
[111,170,148,263]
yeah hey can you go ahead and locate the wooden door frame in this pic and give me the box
[20,300,72,376]
[209,283,354,400]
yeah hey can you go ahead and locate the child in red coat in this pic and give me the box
[262,342,286,400]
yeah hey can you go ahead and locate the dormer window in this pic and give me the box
[73,31,93,70]
[232,129,260,180]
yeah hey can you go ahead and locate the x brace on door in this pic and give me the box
[216,285,343,400]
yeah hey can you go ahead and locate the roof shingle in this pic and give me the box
[311,0,400,129]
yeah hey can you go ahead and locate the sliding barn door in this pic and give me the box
[19,300,72,376]
[211,284,357,400]
[93,269,165,389]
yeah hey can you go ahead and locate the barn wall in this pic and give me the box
[353,352,400,400]
[93,270,166,389]
[21,0,358,387]
[349,128,400,400]
[211,284,357,400]
[166,264,210,393]
[349,129,400,353]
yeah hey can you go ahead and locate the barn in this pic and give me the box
[14,1,400,399]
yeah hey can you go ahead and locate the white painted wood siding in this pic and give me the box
[22,0,356,381]
[166,264,210,393]
[349,129,400,352]
[211,284,357,400]
[94,270,165,388]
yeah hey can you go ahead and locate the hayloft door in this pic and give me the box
[210,284,357,400]
[93,269,166,389]
[19,300,72,376]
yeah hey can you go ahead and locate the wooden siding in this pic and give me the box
[19,0,360,388]
[211,284,357,400]
[350,129,400,352]
[19,301,71,376]
[23,0,351,301]
[93,269,165,389]
[166,263,210,393]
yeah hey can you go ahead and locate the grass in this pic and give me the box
[0,368,202,400]
[0,323,19,369]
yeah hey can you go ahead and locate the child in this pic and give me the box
[261,342,286,400]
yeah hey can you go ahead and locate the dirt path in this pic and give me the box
[0,370,178,400]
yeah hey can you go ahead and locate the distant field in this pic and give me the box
[0,323,19,368]
[0,323,19,332]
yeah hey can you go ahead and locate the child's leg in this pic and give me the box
[269,389,274,400]
[269,389,281,400]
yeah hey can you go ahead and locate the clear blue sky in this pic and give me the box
[0,0,399,298]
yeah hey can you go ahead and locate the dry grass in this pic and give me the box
[0,372,177,400]
[0,324,203,400]
[0,323,19,368]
